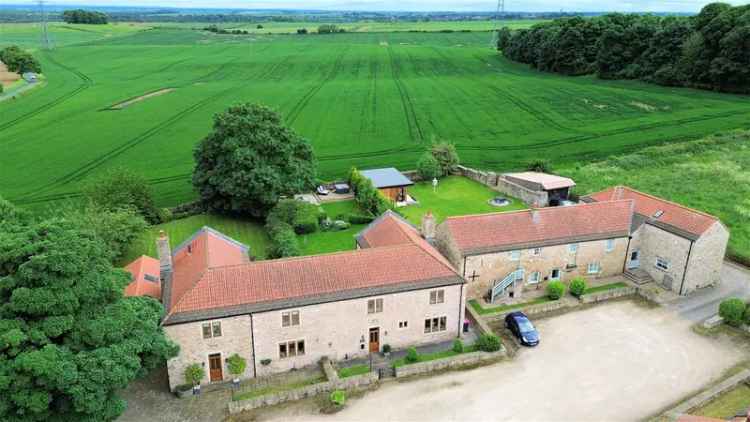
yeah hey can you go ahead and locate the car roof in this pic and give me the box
[508,311,529,320]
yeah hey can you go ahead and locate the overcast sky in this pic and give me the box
[17,0,750,13]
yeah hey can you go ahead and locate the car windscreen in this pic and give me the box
[517,319,535,333]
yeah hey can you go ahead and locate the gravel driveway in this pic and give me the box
[253,301,746,422]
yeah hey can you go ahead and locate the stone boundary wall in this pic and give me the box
[394,350,506,379]
[454,165,548,207]
[466,303,493,335]
[228,358,378,414]
[662,369,750,420]
[580,286,637,304]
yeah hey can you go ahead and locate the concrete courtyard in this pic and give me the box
[247,301,746,422]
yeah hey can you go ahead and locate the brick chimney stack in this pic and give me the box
[157,230,172,279]
[421,211,436,242]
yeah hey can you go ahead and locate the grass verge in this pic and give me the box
[469,297,553,316]
[392,345,478,368]
[582,281,628,295]
[338,364,371,379]
[693,384,750,418]
[232,375,327,402]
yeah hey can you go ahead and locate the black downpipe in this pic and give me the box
[457,284,464,336]
[462,256,467,278]
[678,241,695,296]
[622,236,633,273]
[250,314,257,378]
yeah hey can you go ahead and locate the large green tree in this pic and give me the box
[62,203,147,263]
[192,103,317,218]
[83,168,162,225]
[0,216,177,421]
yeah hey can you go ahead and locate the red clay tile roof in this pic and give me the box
[124,255,162,299]
[163,220,462,324]
[585,186,718,238]
[444,200,634,255]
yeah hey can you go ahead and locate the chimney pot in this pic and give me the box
[156,231,173,277]
[421,211,436,241]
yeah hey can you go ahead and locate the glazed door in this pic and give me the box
[628,250,640,269]
[208,353,223,382]
[368,327,380,353]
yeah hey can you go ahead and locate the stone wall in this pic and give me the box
[462,237,629,301]
[662,369,750,419]
[164,315,255,391]
[629,224,691,293]
[250,284,464,377]
[228,358,378,414]
[394,350,506,378]
[455,165,548,207]
[685,221,729,294]
[579,286,637,304]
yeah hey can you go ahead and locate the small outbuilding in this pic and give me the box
[360,167,414,202]
[503,172,576,206]
[22,72,38,83]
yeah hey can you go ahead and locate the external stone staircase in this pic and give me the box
[624,268,654,285]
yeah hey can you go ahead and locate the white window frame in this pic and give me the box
[510,250,521,261]
[279,339,306,359]
[424,316,447,334]
[655,257,670,271]
[202,321,222,339]
[398,320,409,329]
[605,239,615,253]
[550,268,561,281]
[569,243,579,253]
[587,262,601,274]
[282,310,300,327]
[527,271,541,284]
[429,289,445,305]
[367,298,383,314]
[531,247,542,256]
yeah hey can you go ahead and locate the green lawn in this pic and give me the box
[298,200,367,256]
[560,130,750,263]
[338,364,371,378]
[583,282,628,295]
[392,345,478,368]
[232,375,326,402]
[694,384,750,419]
[122,213,268,264]
[468,297,554,316]
[400,176,527,226]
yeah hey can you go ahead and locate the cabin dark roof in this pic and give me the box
[360,168,414,189]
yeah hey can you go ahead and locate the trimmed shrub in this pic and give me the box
[267,221,300,258]
[569,277,587,298]
[416,152,441,180]
[293,202,320,234]
[405,347,419,363]
[348,213,376,224]
[227,354,247,378]
[452,339,464,353]
[719,298,747,327]
[330,390,346,406]
[184,364,205,386]
[260,358,272,366]
[475,334,502,352]
[382,344,392,354]
[332,220,351,231]
[547,281,566,300]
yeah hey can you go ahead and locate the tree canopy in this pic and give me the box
[0,46,42,74]
[0,213,177,421]
[62,9,108,25]
[192,103,317,218]
[499,3,750,94]
[83,167,163,225]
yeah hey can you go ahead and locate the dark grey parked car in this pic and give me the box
[504,311,540,347]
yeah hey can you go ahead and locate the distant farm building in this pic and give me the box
[503,172,576,206]
[360,167,414,202]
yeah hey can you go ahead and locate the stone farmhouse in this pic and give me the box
[584,186,729,295]
[434,186,728,303]
[121,175,730,391]
[157,217,465,390]
[434,200,635,302]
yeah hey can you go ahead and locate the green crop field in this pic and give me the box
[1,22,749,211]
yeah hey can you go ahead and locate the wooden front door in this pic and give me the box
[208,353,223,383]
[368,327,380,353]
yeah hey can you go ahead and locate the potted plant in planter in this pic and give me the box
[382,344,392,358]
[184,363,205,395]
[227,353,247,388]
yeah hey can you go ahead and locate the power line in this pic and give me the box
[490,0,505,48]
[38,0,51,50]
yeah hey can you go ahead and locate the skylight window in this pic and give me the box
[653,210,664,219]
[144,274,159,283]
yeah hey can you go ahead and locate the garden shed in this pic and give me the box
[360,167,414,202]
